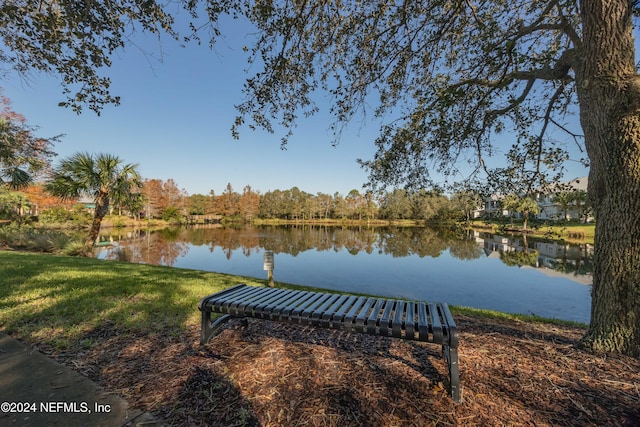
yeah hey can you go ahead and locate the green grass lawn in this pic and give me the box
[0,251,267,350]
[0,251,585,353]
[535,223,596,242]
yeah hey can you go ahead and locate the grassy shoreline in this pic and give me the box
[0,251,586,353]
[468,220,595,244]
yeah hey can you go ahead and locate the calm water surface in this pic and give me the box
[94,225,592,323]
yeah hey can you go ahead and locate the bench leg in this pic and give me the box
[201,312,234,345]
[443,344,461,403]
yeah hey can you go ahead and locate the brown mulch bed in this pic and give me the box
[53,315,639,426]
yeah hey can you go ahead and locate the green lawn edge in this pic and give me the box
[0,251,587,352]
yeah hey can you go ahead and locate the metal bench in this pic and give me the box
[198,284,460,402]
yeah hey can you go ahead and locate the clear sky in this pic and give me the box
[2,14,591,197]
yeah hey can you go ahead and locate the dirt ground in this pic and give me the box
[43,315,640,426]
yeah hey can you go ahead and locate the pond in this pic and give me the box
[94,225,593,323]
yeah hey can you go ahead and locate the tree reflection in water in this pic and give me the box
[93,225,593,323]
[95,225,591,277]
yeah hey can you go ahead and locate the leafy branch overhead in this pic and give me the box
[0,0,234,114]
[230,0,587,192]
[3,1,585,190]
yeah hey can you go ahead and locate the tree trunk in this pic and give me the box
[576,0,640,357]
[83,191,110,255]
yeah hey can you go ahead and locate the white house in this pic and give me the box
[535,177,589,221]
[473,176,591,222]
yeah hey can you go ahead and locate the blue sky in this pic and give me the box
[2,15,591,196]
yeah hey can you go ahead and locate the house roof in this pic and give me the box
[545,176,588,193]
[565,176,588,191]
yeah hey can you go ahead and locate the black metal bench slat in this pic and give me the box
[269,290,311,320]
[262,290,306,318]
[429,303,444,343]
[301,293,338,325]
[276,291,319,321]
[353,297,378,333]
[238,288,285,317]
[310,294,344,325]
[406,302,416,339]
[333,295,360,324]
[379,299,395,336]
[440,303,458,347]
[343,296,370,330]
[364,298,385,334]
[291,293,326,323]
[257,289,298,317]
[417,302,429,341]
[199,284,460,402]
[321,294,351,327]
[212,285,258,311]
[228,287,274,315]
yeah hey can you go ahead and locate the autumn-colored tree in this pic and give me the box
[20,183,74,215]
[142,178,186,218]
[142,179,164,218]
[219,183,240,217]
[0,90,58,188]
[162,179,187,213]
[206,190,219,215]
[239,185,260,222]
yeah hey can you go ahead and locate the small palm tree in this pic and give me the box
[502,194,540,231]
[46,152,142,254]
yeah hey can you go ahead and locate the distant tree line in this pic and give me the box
[184,183,477,223]
[2,178,480,224]
[8,175,591,226]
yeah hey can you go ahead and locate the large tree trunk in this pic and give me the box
[83,191,110,255]
[576,0,640,357]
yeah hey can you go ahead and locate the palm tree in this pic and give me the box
[553,191,573,222]
[502,194,540,231]
[46,152,142,254]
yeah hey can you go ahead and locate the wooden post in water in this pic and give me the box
[263,250,275,287]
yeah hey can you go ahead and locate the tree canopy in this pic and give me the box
[230,0,589,193]
[0,90,57,188]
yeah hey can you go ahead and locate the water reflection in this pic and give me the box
[94,225,592,322]
[473,231,593,285]
[96,225,591,283]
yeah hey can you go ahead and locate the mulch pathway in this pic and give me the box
[45,315,640,426]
